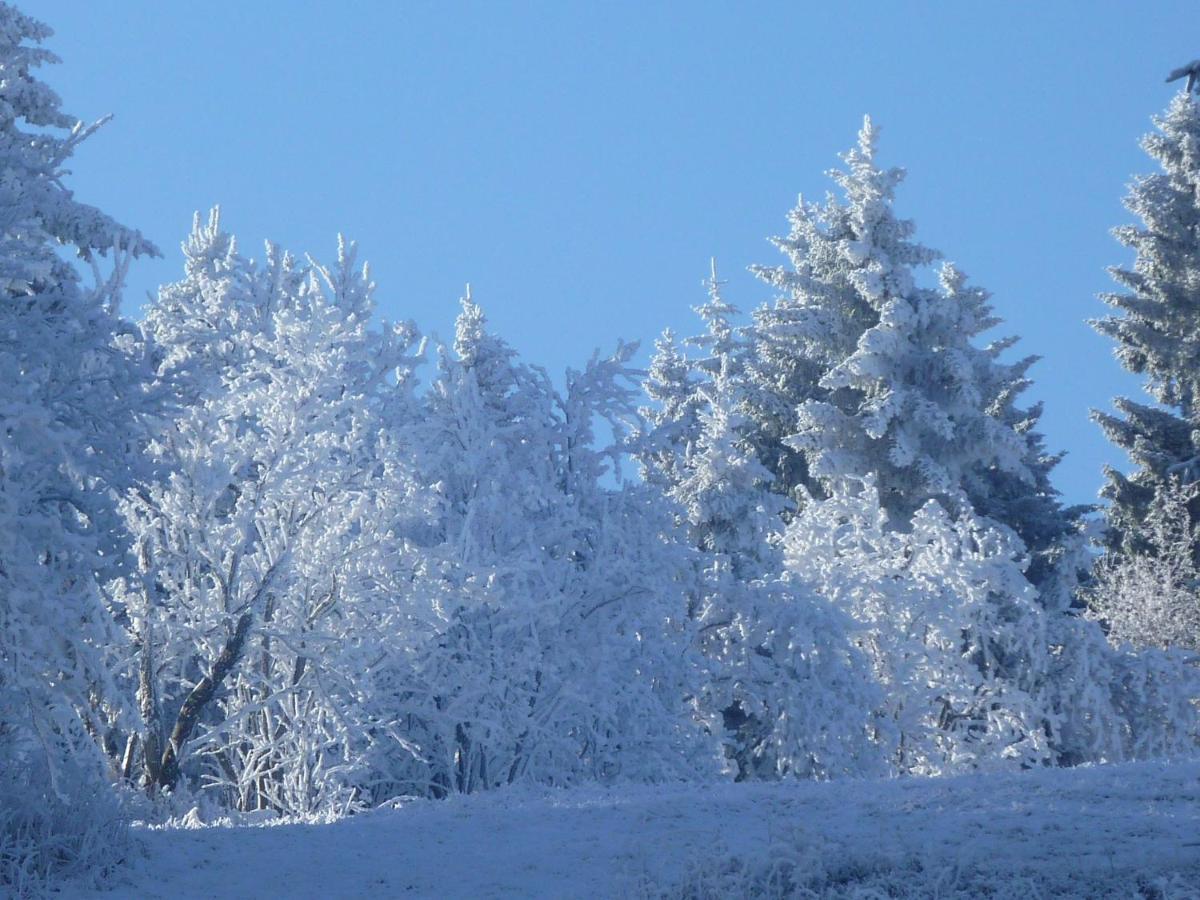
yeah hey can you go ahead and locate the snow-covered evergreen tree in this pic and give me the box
[639,262,747,502]
[0,3,157,888]
[746,119,937,506]
[640,268,885,781]
[639,264,776,578]
[1093,91,1200,566]
[116,212,428,814]
[639,328,702,496]
[1083,92,1200,759]
[687,260,748,380]
[674,360,785,582]
[748,119,1081,590]
[683,362,885,780]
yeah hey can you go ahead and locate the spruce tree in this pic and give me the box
[748,118,1081,589]
[1093,91,1200,564]
[744,118,938,507]
[640,267,885,781]
[639,260,742,499]
[639,328,701,495]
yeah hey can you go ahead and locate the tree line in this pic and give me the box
[0,4,1196,892]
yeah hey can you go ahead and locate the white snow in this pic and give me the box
[71,760,1200,898]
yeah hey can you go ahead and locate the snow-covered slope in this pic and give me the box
[74,760,1200,899]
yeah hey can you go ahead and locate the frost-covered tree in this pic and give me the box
[688,260,748,381]
[392,296,717,796]
[745,120,938,507]
[1088,478,1200,653]
[674,360,785,582]
[1052,586,1200,763]
[0,3,157,889]
[782,479,1056,774]
[648,265,780,578]
[748,119,1080,590]
[115,211,427,814]
[640,269,884,781]
[683,363,884,780]
[780,477,1200,771]
[690,557,889,782]
[1093,91,1200,565]
[639,328,702,496]
[640,262,747,502]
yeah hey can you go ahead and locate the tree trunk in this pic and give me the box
[137,621,163,788]
[156,611,252,792]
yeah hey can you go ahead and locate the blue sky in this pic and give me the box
[25,1,1197,508]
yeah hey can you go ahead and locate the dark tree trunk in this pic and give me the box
[155,612,253,792]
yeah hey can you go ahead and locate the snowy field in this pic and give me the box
[69,760,1200,899]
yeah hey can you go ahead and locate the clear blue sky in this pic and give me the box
[24,1,1197,509]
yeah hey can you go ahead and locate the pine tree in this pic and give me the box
[0,3,156,888]
[1093,91,1200,565]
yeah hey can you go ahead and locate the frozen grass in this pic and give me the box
[68,759,1200,899]
[0,761,131,898]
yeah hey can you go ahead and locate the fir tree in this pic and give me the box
[639,262,748,494]
[638,327,701,495]
[641,262,770,567]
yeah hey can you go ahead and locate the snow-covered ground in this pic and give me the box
[72,760,1200,899]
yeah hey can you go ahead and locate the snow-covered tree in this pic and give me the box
[697,570,887,781]
[674,361,785,582]
[391,296,718,796]
[779,478,1200,771]
[1048,603,1200,765]
[639,328,702,496]
[1082,92,1200,761]
[783,479,1056,774]
[1093,91,1200,566]
[746,119,937,505]
[683,363,885,780]
[748,119,1081,590]
[639,268,885,781]
[115,212,427,814]
[1088,477,1200,653]
[0,2,157,889]
[639,262,748,503]
[687,260,748,380]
